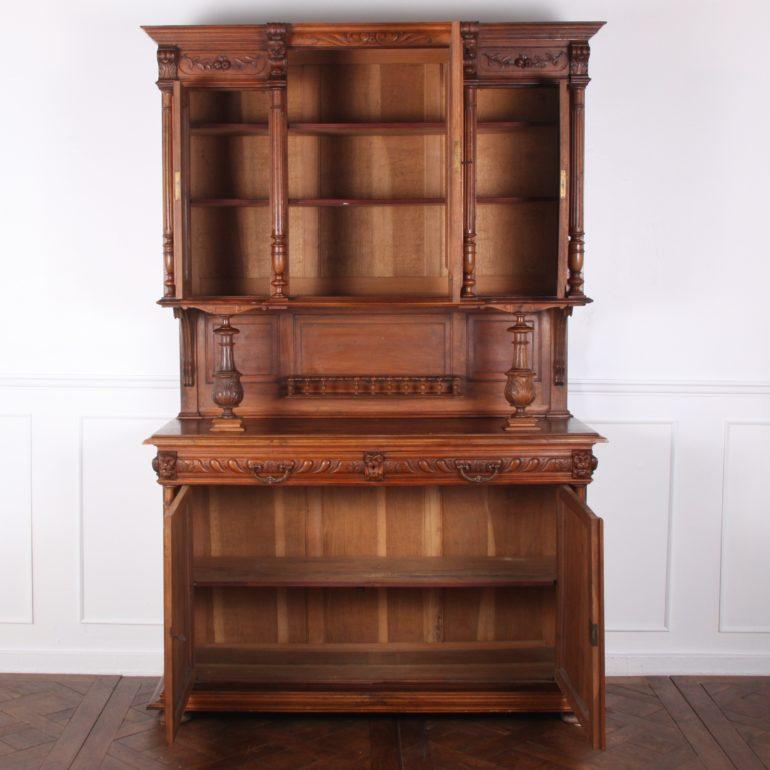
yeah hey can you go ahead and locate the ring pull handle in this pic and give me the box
[248,461,295,485]
[454,460,503,484]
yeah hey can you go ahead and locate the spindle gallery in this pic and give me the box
[143,20,606,749]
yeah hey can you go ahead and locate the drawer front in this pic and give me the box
[153,449,596,485]
[477,47,568,78]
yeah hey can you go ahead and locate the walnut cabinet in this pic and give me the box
[143,20,606,749]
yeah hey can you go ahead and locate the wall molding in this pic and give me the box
[606,652,770,676]
[718,420,770,634]
[588,420,676,634]
[1,374,769,396]
[77,415,166,627]
[0,414,34,624]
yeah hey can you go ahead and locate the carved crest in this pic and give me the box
[301,30,434,46]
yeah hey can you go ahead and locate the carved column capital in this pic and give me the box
[156,46,179,90]
[460,21,479,79]
[568,41,590,85]
[572,449,598,479]
[152,451,178,481]
[266,23,289,81]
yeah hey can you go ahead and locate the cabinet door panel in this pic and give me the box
[555,486,605,749]
[164,485,195,743]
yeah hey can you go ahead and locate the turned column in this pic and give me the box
[156,46,178,298]
[567,42,591,297]
[211,316,244,432]
[268,24,289,298]
[460,22,479,298]
[503,313,540,432]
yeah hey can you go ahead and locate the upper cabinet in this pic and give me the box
[144,22,603,306]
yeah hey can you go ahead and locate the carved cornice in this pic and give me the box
[172,453,575,484]
[156,46,178,89]
[460,22,479,78]
[285,375,463,397]
[178,53,269,76]
[483,49,566,71]
[266,23,289,81]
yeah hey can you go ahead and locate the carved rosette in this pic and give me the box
[363,452,385,481]
[211,316,244,432]
[572,449,598,479]
[152,452,178,481]
[460,22,479,78]
[503,314,540,431]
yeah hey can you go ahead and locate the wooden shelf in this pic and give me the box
[190,121,552,136]
[191,122,446,136]
[477,196,558,204]
[190,198,444,208]
[478,121,557,133]
[194,645,555,690]
[193,555,556,588]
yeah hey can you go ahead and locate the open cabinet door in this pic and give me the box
[555,486,606,749]
[163,485,195,744]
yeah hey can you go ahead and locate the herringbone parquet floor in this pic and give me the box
[0,675,766,768]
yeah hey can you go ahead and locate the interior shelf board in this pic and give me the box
[477,196,559,204]
[190,121,446,136]
[193,555,556,588]
[478,121,557,132]
[194,646,556,690]
[190,198,269,207]
[289,197,445,207]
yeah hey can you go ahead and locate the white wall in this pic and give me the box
[2,0,769,675]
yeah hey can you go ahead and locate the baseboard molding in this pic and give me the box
[0,649,162,676]
[1,649,769,677]
[606,653,770,676]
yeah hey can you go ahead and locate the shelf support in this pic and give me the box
[567,42,591,297]
[211,316,244,432]
[268,24,289,299]
[156,46,179,298]
[503,313,540,432]
[460,23,479,298]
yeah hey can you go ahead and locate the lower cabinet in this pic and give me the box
[161,484,604,748]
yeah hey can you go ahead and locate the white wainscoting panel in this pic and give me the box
[589,422,674,632]
[0,415,33,623]
[80,417,164,625]
[720,422,770,633]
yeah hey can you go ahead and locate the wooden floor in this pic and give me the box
[0,676,767,768]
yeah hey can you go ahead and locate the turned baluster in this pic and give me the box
[268,24,289,298]
[503,313,540,432]
[156,46,178,298]
[567,42,591,297]
[211,316,244,432]
[460,22,479,298]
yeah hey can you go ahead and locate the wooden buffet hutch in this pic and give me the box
[143,21,606,748]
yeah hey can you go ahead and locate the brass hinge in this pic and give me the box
[590,622,599,647]
[174,171,182,201]
[560,169,567,199]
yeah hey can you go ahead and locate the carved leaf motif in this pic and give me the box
[483,50,566,71]
[303,31,434,46]
[179,54,269,75]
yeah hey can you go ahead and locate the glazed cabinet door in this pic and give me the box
[555,485,605,749]
[163,485,195,743]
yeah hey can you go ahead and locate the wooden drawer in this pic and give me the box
[153,448,596,485]
[477,46,568,78]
